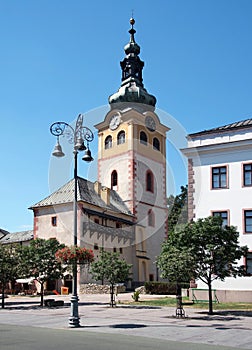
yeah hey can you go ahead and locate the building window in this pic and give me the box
[245,252,252,275]
[146,170,154,192]
[153,137,160,151]
[111,170,118,189]
[148,209,155,227]
[94,243,99,250]
[94,218,99,224]
[116,222,122,228]
[119,247,123,254]
[51,216,57,227]
[117,130,125,145]
[212,211,228,227]
[244,210,252,233]
[105,135,112,149]
[113,247,117,253]
[243,163,252,186]
[140,131,147,145]
[212,166,227,189]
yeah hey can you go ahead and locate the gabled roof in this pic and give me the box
[0,230,33,244]
[0,228,9,237]
[189,118,252,137]
[29,177,133,216]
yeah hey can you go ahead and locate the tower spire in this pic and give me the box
[109,18,156,111]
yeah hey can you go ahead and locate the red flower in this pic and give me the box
[55,246,94,265]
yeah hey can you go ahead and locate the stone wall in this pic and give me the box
[80,283,126,294]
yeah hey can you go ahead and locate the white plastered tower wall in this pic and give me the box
[182,122,252,295]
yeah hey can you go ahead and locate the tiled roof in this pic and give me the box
[29,177,132,216]
[189,118,252,137]
[0,230,33,244]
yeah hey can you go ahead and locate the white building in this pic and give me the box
[182,119,252,301]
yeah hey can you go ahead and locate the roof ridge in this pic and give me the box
[189,117,252,137]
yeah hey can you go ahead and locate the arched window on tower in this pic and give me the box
[140,131,147,145]
[117,130,125,145]
[111,170,118,190]
[153,137,160,151]
[105,135,112,149]
[146,170,154,192]
[148,209,155,227]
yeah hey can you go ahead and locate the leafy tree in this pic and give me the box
[0,244,21,308]
[157,232,195,315]
[20,238,66,306]
[91,251,132,307]
[161,216,248,314]
[167,185,188,235]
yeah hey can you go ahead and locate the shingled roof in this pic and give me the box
[189,118,252,137]
[29,177,132,216]
[0,230,33,244]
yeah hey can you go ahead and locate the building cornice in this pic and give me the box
[181,138,252,157]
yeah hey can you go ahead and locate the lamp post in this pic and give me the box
[50,114,94,327]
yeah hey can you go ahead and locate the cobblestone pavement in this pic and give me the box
[0,293,252,349]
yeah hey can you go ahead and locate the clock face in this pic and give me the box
[145,116,156,131]
[109,114,121,130]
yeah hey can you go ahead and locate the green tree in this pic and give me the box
[167,185,188,235]
[0,244,21,308]
[20,238,66,306]
[157,232,195,315]
[91,251,132,307]
[162,216,248,314]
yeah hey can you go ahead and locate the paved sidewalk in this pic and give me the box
[0,293,252,349]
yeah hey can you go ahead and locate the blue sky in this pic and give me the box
[1,0,252,232]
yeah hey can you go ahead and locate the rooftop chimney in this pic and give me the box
[101,186,110,205]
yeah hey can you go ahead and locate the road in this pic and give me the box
[0,293,251,350]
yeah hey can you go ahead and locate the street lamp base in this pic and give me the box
[69,295,80,328]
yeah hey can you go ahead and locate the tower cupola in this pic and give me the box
[109,18,156,111]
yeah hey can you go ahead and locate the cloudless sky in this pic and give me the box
[1,0,252,232]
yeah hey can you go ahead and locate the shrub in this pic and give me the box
[144,282,189,295]
[132,290,140,302]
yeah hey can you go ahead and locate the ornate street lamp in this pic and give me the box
[50,113,94,327]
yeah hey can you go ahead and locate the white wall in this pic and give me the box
[186,128,252,291]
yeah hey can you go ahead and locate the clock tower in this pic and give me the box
[95,18,169,282]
